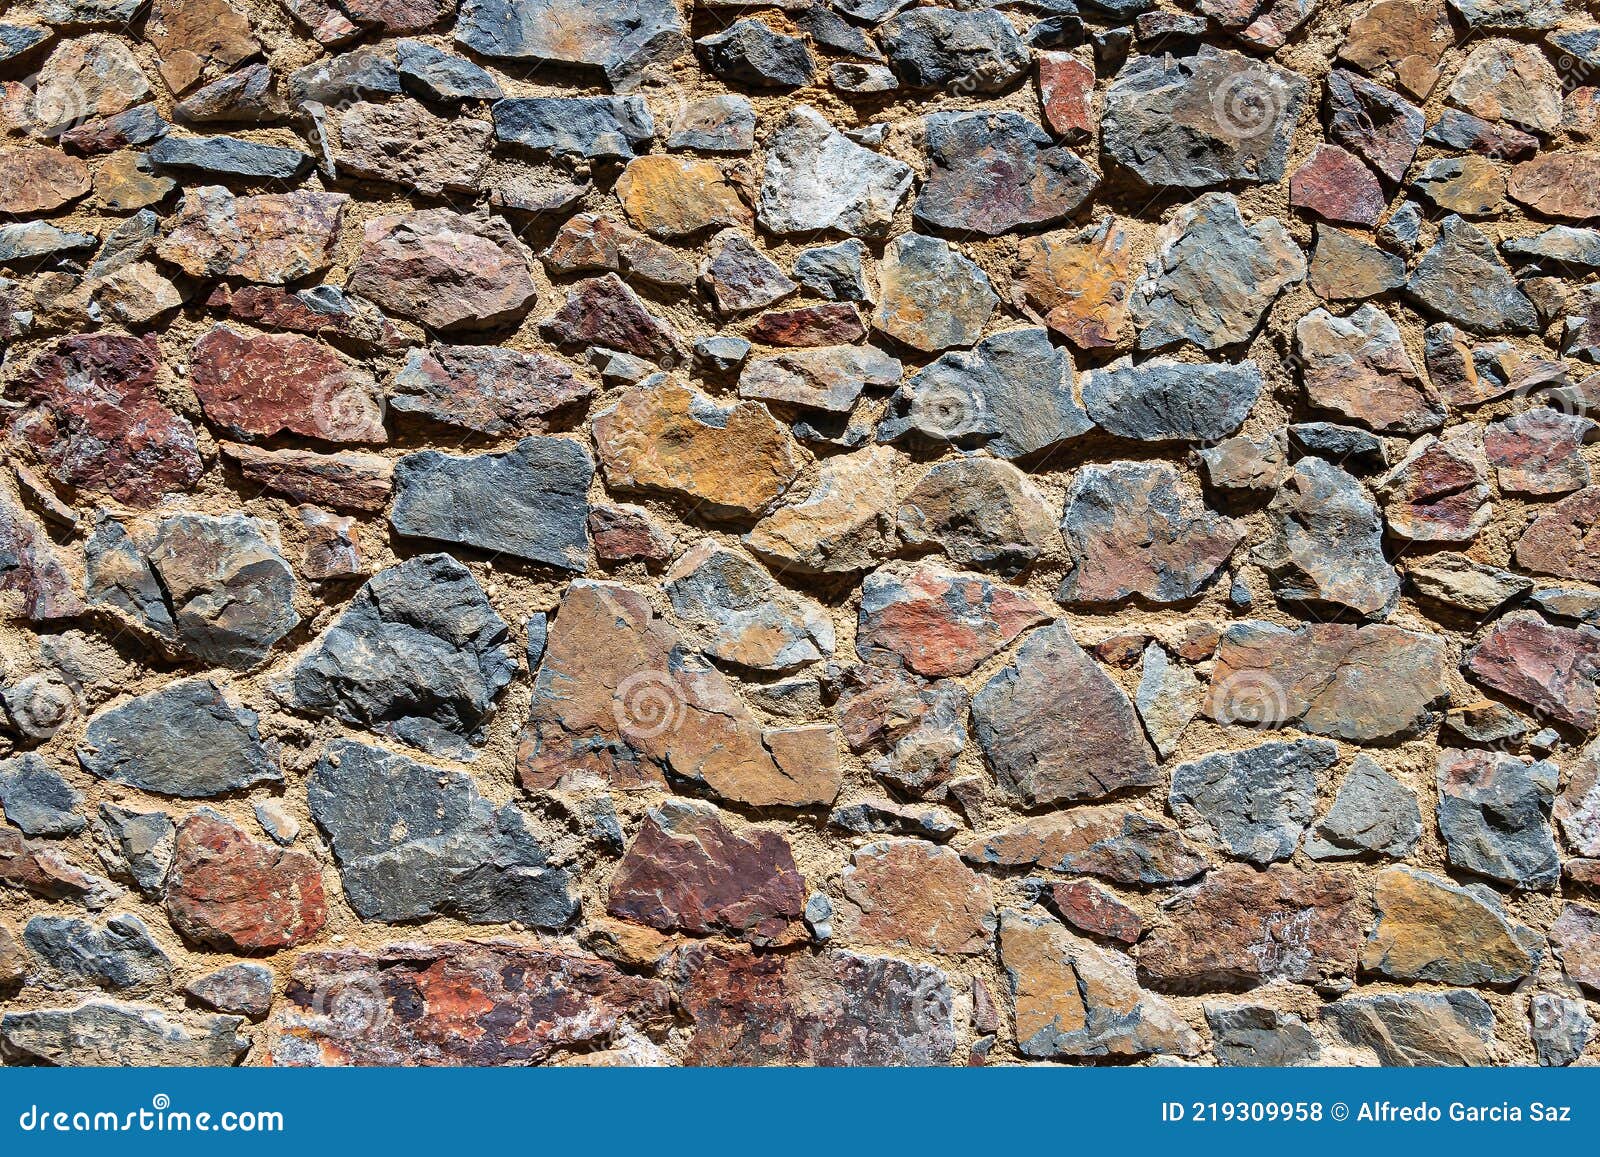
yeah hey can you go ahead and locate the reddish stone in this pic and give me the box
[270,942,671,1065]
[830,661,969,797]
[9,334,201,507]
[1038,52,1096,141]
[1138,863,1364,990]
[220,443,393,513]
[541,213,696,289]
[1017,218,1134,350]
[1289,144,1386,226]
[674,943,955,1066]
[339,0,450,32]
[836,839,995,955]
[1038,878,1142,945]
[1550,904,1600,995]
[607,800,807,947]
[0,146,89,214]
[209,286,404,353]
[389,345,593,436]
[1092,633,1150,668]
[544,274,683,362]
[164,810,326,953]
[0,486,82,622]
[0,827,104,902]
[960,806,1209,886]
[588,503,676,567]
[857,564,1049,678]
[1509,153,1600,221]
[159,187,348,285]
[1485,409,1594,496]
[1464,612,1600,732]
[1375,428,1491,544]
[190,326,386,444]
[746,303,865,347]
[1338,0,1451,99]
[1517,487,1600,583]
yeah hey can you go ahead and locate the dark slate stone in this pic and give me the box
[0,24,51,68]
[77,678,281,798]
[1303,754,1422,859]
[1169,739,1335,864]
[1205,1004,1322,1066]
[148,135,313,181]
[455,0,687,83]
[281,553,517,759]
[878,327,1092,458]
[879,8,1032,92]
[1028,15,1088,47]
[396,38,502,102]
[1407,216,1539,334]
[914,110,1099,236]
[308,738,577,927]
[1325,68,1423,184]
[492,96,654,160]
[174,65,287,126]
[0,222,98,266]
[0,754,84,837]
[1438,750,1560,889]
[1530,993,1593,1067]
[1504,226,1600,271]
[793,5,884,60]
[697,19,815,88]
[390,437,592,572]
[793,239,871,302]
[667,94,755,152]
[24,914,170,993]
[1287,422,1388,471]
[93,804,174,895]
[1321,991,1495,1065]
[1081,358,1263,443]
[289,50,402,107]
[185,962,274,1019]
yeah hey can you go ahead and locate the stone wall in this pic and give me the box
[0,0,1597,1068]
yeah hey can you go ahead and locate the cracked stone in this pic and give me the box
[1016,217,1135,350]
[1169,739,1333,864]
[857,563,1048,678]
[1,1002,247,1066]
[897,458,1058,576]
[744,446,898,575]
[1304,755,1422,859]
[1362,867,1535,985]
[873,233,998,353]
[664,540,833,672]
[164,809,326,953]
[915,110,1099,236]
[962,807,1208,884]
[1376,427,1493,544]
[1081,358,1263,443]
[389,344,592,436]
[1437,747,1560,889]
[190,326,385,444]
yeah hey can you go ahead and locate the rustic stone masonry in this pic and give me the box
[3,0,1600,1069]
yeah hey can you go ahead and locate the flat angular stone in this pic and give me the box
[309,739,575,927]
[879,8,1030,92]
[834,664,968,800]
[1518,488,1600,582]
[1059,461,1242,605]
[1,1001,247,1066]
[210,285,401,352]
[915,110,1098,236]
[593,377,798,519]
[1135,643,1202,758]
[873,233,997,353]
[744,446,898,575]
[1509,152,1600,220]
[1437,747,1560,888]
[92,805,172,896]
[1001,910,1199,1058]
[1485,409,1594,495]
[1362,867,1535,985]
[1016,218,1135,349]
[1551,904,1600,994]
[1305,755,1422,859]
[1407,553,1531,616]
[1334,991,1506,1068]
[1505,225,1600,269]
[1531,993,1593,1066]
[669,95,754,152]
[1556,738,1600,857]
[1449,41,1562,132]
[747,304,865,348]
[1102,46,1307,189]
[1038,51,1096,140]
[1169,740,1333,864]
[898,458,1058,576]
[973,621,1158,806]
[1409,214,1538,332]
[0,827,110,904]
[1463,612,1600,731]
[31,36,150,134]
[757,106,912,239]
[1424,108,1538,160]
[390,438,591,571]
[328,98,490,195]
[492,96,654,160]
[288,49,398,105]
[1206,621,1450,742]
[78,679,278,798]
[270,942,670,1065]
[700,230,797,316]
[164,809,326,952]
[857,564,1048,677]
[1412,156,1507,217]
[454,0,685,80]
[347,208,536,333]
[1312,225,1412,301]
[185,962,273,1019]
[220,444,392,513]
[544,275,681,363]
[1254,457,1399,618]
[0,221,98,266]
[389,345,590,436]
[1082,358,1262,443]
[0,24,51,69]
[1199,433,1289,493]
[1035,878,1142,944]
[1131,193,1305,351]
[1327,68,1423,183]
[148,134,311,181]
[589,504,675,568]
[23,913,169,993]
[1376,427,1492,543]
[1206,1005,1321,1066]
[1289,144,1386,225]
[145,0,257,93]
[615,154,747,240]
[0,755,82,837]
[663,542,828,672]
[608,799,805,946]
[1296,305,1442,433]
[190,326,385,444]
[1139,863,1363,989]
[0,488,82,622]
[396,39,501,101]
[0,146,88,214]
[698,19,813,88]
[962,807,1208,885]
[283,554,515,758]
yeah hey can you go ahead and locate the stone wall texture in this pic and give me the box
[3,0,1600,1070]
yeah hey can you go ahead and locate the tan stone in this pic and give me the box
[615,155,750,239]
[1017,218,1134,350]
[837,840,996,956]
[146,0,259,93]
[0,147,88,214]
[744,445,898,575]
[1361,867,1534,986]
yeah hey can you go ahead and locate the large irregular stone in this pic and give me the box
[608,799,805,946]
[1463,612,1600,731]
[1508,152,1600,221]
[1254,457,1399,619]
[744,446,898,575]
[1131,193,1305,352]
[0,827,111,904]
[164,809,326,953]
[879,8,1030,93]
[544,275,683,362]
[1058,461,1243,605]
[1362,867,1536,985]
[1,1001,247,1066]
[9,334,201,507]
[78,679,278,798]
[857,563,1048,678]
[189,326,385,444]
[0,146,88,214]
[329,98,491,195]
[1139,863,1363,990]
[1016,218,1135,350]
[388,345,592,436]
[664,541,832,672]
[1484,409,1594,496]
[1437,748,1560,889]
[492,96,654,160]
[1289,144,1386,225]
[757,106,912,238]
[1517,488,1600,583]
[0,755,82,837]
[1407,215,1538,333]
[915,110,1098,236]
[593,377,799,520]
[832,662,969,797]
[1296,305,1444,433]
[1001,910,1199,1059]
[0,487,83,622]
[1322,990,1497,1065]
[1206,621,1450,742]
[1206,1005,1322,1066]
[144,0,258,93]
[270,942,671,1065]
[282,554,516,759]
[700,230,797,316]
[698,19,813,87]
[1326,68,1424,183]
[1101,46,1308,189]
[836,840,994,955]
[175,63,288,124]
[961,807,1209,885]
[390,438,591,571]
[739,345,900,414]
[1082,358,1263,443]
[1448,40,1562,132]
[220,444,393,513]
[308,739,575,927]
[972,621,1159,806]
[23,913,170,993]
[897,458,1058,576]
[31,35,151,134]
[1304,755,1422,859]
[615,155,749,239]
[1376,427,1492,543]
[873,233,998,353]
[675,943,954,1065]
[148,135,312,181]
[1169,740,1332,863]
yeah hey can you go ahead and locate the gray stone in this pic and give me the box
[739,345,899,413]
[1101,46,1308,189]
[668,95,755,152]
[914,110,1099,236]
[830,800,962,841]
[1205,1005,1321,1066]
[1504,227,1600,272]
[455,0,687,83]
[758,106,914,239]
[38,0,143,25]
[396,39,502,101]
[794,239,871,302]
[0,754,83,837]
[0,222,98,266]
[289,50,401,106]
[1081,358,1263,443]
[696,337,752,373]
[898,458,1059,576]
[0,24,51,67]
[1254,457,1400,620]
[92,804,173,895]
[879,8,1031,92]
[1437,748,1560,890]
[1531,993,1593,1066]
[23,913,169,993]
[1321,991,1497,1065]
[1452,0,1563,26]
[1407,215,1539,334]
[78,679,280,798]
[390,438,592,572]
[878,327,1090,458]
[492,97,654,160]
[1304,755,1423,859]
[873,233,997,352]
[308,738,576,927]
[1405,553,1532,615]
[1286,422,1387,470]
[282,553,516,759]
[174,64,287,125]
[0,1001,247,1066]
[664,541,833,673]
[698,19,814,87]
[700,231,797,316]
[148,135,313,181]
[1136,643,1202,759]
[1131,193,1304,352]
[1327,69,1424,184]
[1169,739,1334,864]
[832,62,899,93]
[185,962,274,1020]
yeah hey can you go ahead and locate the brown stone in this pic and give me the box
[899,458,1058,578]
[330,99,491,196]
[32,36,151,133]
[209,285,403,353]
[615,155,750,239]
[1338,0,1451,98]
[543,274,683,362]
[0,484,83,621]
[1510,153,1600,220]
[295,506,363,581]
[270,942,671,1065]
[92,152,175,212]
[164,810,325,953]
[1037,879,1142,944]
[1289,144,1385,226]
[0,923,22,988]
[1517,487,1600,582]
[1485,409,1594,496]
[1296,305,1443,434]
[0,147,89,214]
[745,446,898,575]
[1362,867,1534,986]
[1463,612,1600,731]
[190,326,386,444]
[1414,156,1506,216]
[593,377,798,520]
[746,303,864,347]
[837,839,995,955]
[541,213,695,289]
[1016,217,1134,349]
[146,0,259,93]
[588,503,676,567]
[1376,427,1492,543]
[1551,904,1600,995]
[857,563,1048,678]
[1093,633,1150,667]
[1038,52,1096,141]
[389,344,592,436]
[674,943,955,1066]
[220,443,393,513]
[9,334,201,507]
[608,800,806,946]
[158,186,348,285]
[1139,863,1364,990]
[0,826,105,903]
[1449,41,1562,134]
[1308,225,1407,301]
[830,662,969,797]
